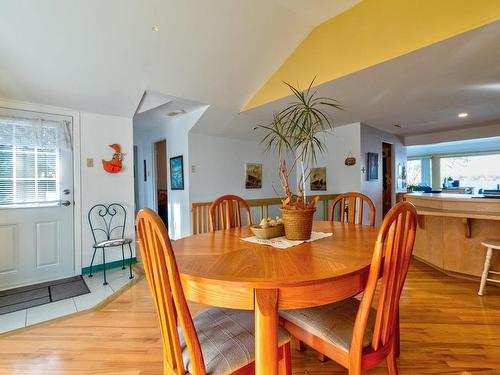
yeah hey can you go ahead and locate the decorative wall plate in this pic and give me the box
[345,156,356,166]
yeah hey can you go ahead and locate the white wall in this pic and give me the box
[134,107,207,239]
[137,110,407,238]
[135,104,300,236]
[80,112,135,267]
[188,133,296,223]
[188,134,292,202]
[298,123,362,219]
[360,124,406,225]
[153,103,303,231]
[303,123,362,194]
[298,122,407,225]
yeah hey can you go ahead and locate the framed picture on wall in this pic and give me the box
[245,162,262,189]
[367,152,379,181]
[170,155,184,190]
[310,167,327,191]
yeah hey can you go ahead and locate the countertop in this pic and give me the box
[405,192,500,203]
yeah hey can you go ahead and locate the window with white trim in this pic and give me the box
[406,159,422,186]
[440,154,500,190]
[0,115,70,205]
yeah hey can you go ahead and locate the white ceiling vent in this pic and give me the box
[166,110,186,117]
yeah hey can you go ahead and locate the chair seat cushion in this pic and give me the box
[280,297,376,351]
[180,307,290,375]
[93,238,132,248]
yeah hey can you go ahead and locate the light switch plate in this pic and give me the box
[191,165,196,173]
[86,158,94,168]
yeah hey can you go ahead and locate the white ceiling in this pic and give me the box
[0,0,359,117]
[3,0,499,142]
[273,0,362,27]
[135,91,173,115]
[244,21,500,139]
[134,95,207,130]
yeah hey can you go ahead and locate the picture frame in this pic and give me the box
[169,155,184,190]
[367,152,379,181]
[310,167,327,191]
[245,162,262,189]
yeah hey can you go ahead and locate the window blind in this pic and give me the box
[0,117,62,205]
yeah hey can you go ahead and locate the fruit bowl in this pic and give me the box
[250,224,285,239]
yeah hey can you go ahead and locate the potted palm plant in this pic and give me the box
[257,79,342,240]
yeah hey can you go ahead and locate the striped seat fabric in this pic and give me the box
[180,307,290,375]
[93,238,132,248]
[280,298,376,351]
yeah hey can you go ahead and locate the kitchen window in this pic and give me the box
[440,154,500,191]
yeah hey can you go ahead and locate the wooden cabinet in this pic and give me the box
[406,193,500,278]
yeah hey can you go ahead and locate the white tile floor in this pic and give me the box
[0,267,135,334]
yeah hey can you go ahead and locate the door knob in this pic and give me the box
[60,200,71,206]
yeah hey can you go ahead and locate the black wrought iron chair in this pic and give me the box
[88,203,134,285]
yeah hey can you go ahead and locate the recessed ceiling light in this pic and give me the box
[458,112,468,118]
[152,24,159,32]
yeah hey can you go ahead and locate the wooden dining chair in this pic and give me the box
[280,202,417,375]
[136,208,291,375]
[331,192,376,227]
[208,194,252,232]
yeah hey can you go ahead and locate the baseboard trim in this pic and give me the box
[81,257,137,275]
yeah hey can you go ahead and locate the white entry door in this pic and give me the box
[0,108,75,290]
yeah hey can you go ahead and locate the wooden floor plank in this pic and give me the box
[0,260,499,374]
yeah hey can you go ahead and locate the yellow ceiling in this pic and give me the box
[243,0,500,111]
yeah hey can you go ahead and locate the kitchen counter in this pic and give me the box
[405,193,500,279]
[406,192,500,203]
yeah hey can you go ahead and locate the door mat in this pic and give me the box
[0,276,90,315]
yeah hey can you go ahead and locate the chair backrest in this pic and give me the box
[331,192,376,226]
[88,203,127,244]
[351,202,417,358]
[136,208,206,375]
[208,194,252,232]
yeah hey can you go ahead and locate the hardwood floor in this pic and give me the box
[0,260,499,374]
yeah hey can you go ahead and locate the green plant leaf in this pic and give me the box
[256,78,343,202]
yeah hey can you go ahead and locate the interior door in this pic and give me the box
[382,142,393,217]
[0,108,75,290]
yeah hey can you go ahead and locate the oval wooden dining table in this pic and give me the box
[173,221,378,375]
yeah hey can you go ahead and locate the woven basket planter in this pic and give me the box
[280,207,316,240]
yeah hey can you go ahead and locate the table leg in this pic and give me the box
[255,288,279,375]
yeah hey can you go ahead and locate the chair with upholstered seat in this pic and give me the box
[136,208,291,375]
[305,191,375,362]
[280,202,417,375]
[209,195,252,232]
[88,203,134,285]
[331,192,376,227]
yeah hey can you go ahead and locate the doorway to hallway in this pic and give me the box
[153,140,168,226]
[382,142,393,217]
